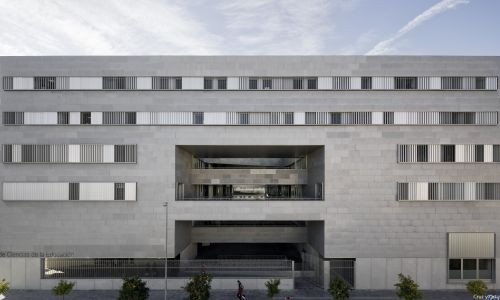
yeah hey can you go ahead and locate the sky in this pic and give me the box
[0,0,498,56]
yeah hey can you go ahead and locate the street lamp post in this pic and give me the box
[163,202,168,300]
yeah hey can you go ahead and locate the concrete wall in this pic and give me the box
[304,147,325,198]
[191,226,307,243]
[307,221,325,257]
[1,56,500,289]
[174,221,192,257]
[0,258,41,289]
[175,147,195,198]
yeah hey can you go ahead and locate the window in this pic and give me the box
[249,78,258,90]
[3,76,13,90]
[239,113,249,124]
[217,78,227,90]
[441,145,455,162]
[307,78,317,89]
[293,78,303,90]
[383,112,394,124]
[103,112,136,124]
[3,145,12,162]
[57,112,69,125]
[34,77,56,90]
[417,145,428,162]
[3,112,24,125]
[125,112,136,124]
[476,77,486,90]
[330,112,342,124]
[284,112,294,124]
[453,112,475,124]
[305,112,316,124]
[69,183,79,200]
[475,145,484,162]
[103,77,126,89]
[428,183,439,200]
[114,183,125,200]
[80,112,91,124]
[193,112,204,125]
[175,78,182,89]
[448,259,495,280]
[448,232,495,280]
[153,77,169,90]
[442,77,463,89]
[448,259,461,279]
[395,77,417,89]
[494,145,500,162]
[361,77,372,89]
[263,78,272,89]
[114,145,136,163]
[203,78,213,89]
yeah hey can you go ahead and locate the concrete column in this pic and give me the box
[323,260,330,290]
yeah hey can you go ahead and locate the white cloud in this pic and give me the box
[0,0,222,55]
[366,0,469,55]
[215,0,333,54]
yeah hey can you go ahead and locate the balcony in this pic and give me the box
[176,145,324,201]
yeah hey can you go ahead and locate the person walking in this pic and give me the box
[237,280,246,300]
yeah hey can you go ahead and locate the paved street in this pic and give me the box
[4,289,493,300]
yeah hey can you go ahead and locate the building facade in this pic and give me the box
[0,56,499,290]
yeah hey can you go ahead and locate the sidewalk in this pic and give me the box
[4,289,490,300]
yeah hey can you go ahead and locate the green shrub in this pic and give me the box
[466,280,488,297]
[52,280,75,300]
[183,271,212,300]
[118,276,150,300]
[394,273,422,300]
[328,277,351,300]
[265,279,281,298]
[0,278,10,295]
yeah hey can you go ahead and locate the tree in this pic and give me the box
[118,276,150,300]
[466,280,488,297]
[265,279,281,298]
[183,271,212,300]
[52,280,75,300]
[0,278,10,296]
[394,273,422,300]
[328,276,351,300]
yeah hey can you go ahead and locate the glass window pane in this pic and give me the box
[479,259,494,280]
[448,259,461,279]
[463,259,477,279]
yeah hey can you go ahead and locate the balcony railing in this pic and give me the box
[177,197,323,201]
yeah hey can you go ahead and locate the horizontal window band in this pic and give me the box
[2,182,136,201]
[397,182,500,201]
[3,111,498,126]
[397,144,500,163]
[2,76,498,91]
[2,144,137,163]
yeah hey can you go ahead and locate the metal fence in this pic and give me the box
[42,258,293,279]
[330,259,355,288]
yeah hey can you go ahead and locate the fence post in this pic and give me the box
[291,260,295,289]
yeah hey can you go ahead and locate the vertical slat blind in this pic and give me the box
[397,182,500,200]
[2,144,136,163]
[2,76,498,90]
[398,144,500,163]
[2,111,498,125]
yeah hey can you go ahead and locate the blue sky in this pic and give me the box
[0,0,498,55]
